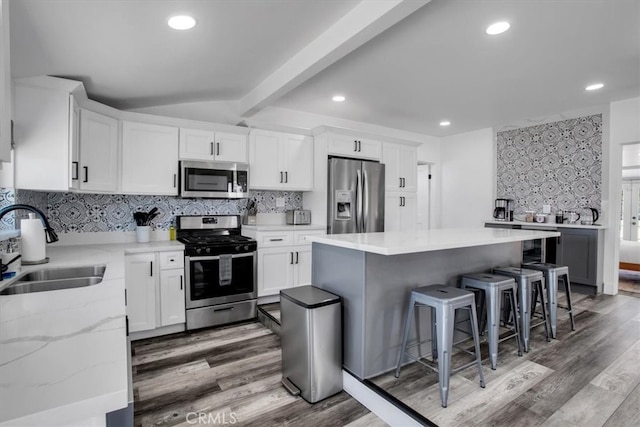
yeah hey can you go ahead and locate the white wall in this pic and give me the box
[439,128,494,229]
[604,96,640,295]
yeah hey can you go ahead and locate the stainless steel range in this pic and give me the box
[177,215,257,330]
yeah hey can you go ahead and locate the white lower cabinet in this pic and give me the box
[385,192,417,232]
[244,228,324,297]
[125,250,185,333]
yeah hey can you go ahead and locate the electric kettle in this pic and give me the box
[587,208,599,224]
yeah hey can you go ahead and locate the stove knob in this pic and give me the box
[195,248,202,255]
[244,245,249,251]
[235,245,242,252]
[206,247,211,254]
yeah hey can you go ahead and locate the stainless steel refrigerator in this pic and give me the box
[327,157,385,234]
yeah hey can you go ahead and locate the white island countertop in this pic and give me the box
[0,240,183,426]
[307,228,560,256]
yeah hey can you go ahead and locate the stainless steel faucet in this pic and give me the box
[0,204,59,281]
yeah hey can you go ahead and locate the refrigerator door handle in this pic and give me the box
[356,169,363,233]
[363,169,369,232]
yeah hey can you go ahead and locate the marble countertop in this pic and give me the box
[0,240,183,426]
[307,228,560,256]
[484,220,607,230]
[242,224,325,232]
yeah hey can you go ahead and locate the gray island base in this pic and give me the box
[309,228,560,380]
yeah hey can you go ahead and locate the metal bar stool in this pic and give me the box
[395,285,485,408]
[461,273,523,370]
[523,262,576,338]
[492,266,551,352]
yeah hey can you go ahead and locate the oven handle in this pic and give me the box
[186,252,255,261]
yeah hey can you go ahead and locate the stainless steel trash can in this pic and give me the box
[280,285,342,403]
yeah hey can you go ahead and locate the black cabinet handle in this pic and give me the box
[399,197,403,207]
[270,238,284,242]
[83,166,88,183]
[210,142,214,155]
[354,140,358,151]
[216,142,220,156]
[399,177,402,188]
[173,174,177,188]
[280,171,283,183]
[72,161,79,180]
[296,252,299,264]
[180,275,183,290]
[285,171,288,183]
[358,140,362,152]
[290,252,294,264]
[150,261,153,276]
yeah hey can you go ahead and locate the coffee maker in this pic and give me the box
[493,198,514,222]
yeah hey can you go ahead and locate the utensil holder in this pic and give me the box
[136,226,150,243]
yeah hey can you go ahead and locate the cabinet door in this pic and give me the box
[282,134,313,190]
[384,192,416,232]
[125,253,157,333]
[79,109,118,192]
[215,131,247,163]
[69,98,80,190]
[383,143,417,193]
[556,228,597,286]
[328,134,381,160]
[293,246,313,287]
[179,128,214,161]
[0,0,10,162]
[257,247,294,296]
[249,130,281,189]
[159,269,186,326]
[122,121,179,195]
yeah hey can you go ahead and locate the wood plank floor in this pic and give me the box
[131,319,377,427]
[132,291,640,427]
[370,291,640,426]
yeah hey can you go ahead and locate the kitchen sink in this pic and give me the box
[0,265,106,295]
[15,265,106,282]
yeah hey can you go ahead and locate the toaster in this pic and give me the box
[286,210,311,225]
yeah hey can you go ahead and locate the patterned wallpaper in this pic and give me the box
[0,189,302,232]
[496,114,602,215]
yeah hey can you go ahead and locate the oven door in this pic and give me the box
[185,252,256,308]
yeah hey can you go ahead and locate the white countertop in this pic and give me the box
[484,220,607,230]
[242,224,325,232]
[0,240,183,426]
[307,228,560,256]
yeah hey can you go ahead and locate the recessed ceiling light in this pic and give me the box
[332,95,346,102]
[486,21,510,35]
[168,15,196,30]
[440,120,451,127]
[585,83,604,91]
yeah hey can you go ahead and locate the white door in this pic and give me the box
[384,192,403,232]
[69,97,80,190]
[383,144,401,191]
[122,121,179,195]
[399,146,418,193]
[399,192,417,232]
[179,128,215,161]
[125,253,157,333]
[249,130,281,189]
[416,164,431,230]
[622,180,640,241]
[215,132,247,163]
[159,269,186,326]
[79,109,118,192]
[257,247,293,296]
[282,134,313,190]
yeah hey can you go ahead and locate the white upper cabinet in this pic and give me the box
[249,129,313,191]
[121,121,179,195]
[382,142,417,193]
[179,128,247,163]
[327,133,381,160]
[78,109,118,192]
[0,0,11,162]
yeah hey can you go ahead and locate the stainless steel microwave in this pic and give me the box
[180,161,249,198]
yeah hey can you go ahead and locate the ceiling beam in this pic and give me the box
[238,0,430,117]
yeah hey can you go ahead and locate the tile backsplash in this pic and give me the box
[497,114,602,215]
[0,189,302,232]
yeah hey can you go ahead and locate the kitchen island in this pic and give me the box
[308,228,560,380]
[0,240,182,427]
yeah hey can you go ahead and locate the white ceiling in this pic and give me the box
[9,0,640,138]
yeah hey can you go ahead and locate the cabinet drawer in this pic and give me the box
[256,232,293,247]
[159,251,184,269]
[294,229,326,245]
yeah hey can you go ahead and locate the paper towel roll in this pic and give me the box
[21,213,46,263]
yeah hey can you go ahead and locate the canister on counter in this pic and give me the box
[1,236,22,280]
